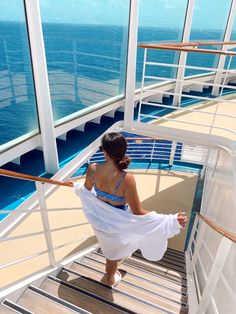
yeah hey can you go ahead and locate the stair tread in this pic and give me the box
[17,288,78,314]
[68,262,188,313]
[163,251,185,263]
[132,253,186,273]
[92,252,187,284]
[78,257,188,303]
[86,254,187,292]
[40,277,127,314]
[0,304,20,314]
[127,256,187,279]
[134,251,186,268]
[56,269,168,314]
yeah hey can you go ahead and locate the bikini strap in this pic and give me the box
[113,172,126,195]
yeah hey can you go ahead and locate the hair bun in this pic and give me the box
[118,155,131,170]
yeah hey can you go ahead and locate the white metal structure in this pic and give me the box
[1,0,236,313]
[25,0,59,173]
[137,43,236,139]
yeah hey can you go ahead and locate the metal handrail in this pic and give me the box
[138,41,236,56]
[197,213,236,243]
[0,169,71,187]
[139,40,236,47]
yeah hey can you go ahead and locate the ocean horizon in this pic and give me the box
[1,21,236,145]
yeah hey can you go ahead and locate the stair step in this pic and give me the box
[57,267,174,314]
[2,300,33,314]
[93,252,187,285]
[136,249,186,265]
[40,276,130,314]
[0,303,22,314]
[17,287,84,314]
[132,252,186,272]
[127,255,186,278]
[163,251,185,263]
[85,254,187,293]
[79,256,187,301]
[166,248,185,258]
[69,261,188,313]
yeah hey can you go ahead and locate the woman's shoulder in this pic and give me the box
[123,172,136,186]
[87,162,106,173]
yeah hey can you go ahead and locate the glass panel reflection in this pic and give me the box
[40,0,130,124]
[137,0,188,88]
[0,0,39,150]
[186,0,232,77]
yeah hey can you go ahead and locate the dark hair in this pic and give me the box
[101,132,131,170]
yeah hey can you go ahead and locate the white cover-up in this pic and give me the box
[74,182,181,261]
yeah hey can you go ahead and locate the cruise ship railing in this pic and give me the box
[138,41,236,139]
[186,212,236,314]
[89,137,207,167]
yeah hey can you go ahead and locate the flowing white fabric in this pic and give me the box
[74,182,181,261]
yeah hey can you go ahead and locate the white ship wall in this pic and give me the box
[194,148,236,313]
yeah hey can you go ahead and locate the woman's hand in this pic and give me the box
[65,180,75,187]
[177,212,188,228]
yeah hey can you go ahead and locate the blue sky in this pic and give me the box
[0,0,233,30]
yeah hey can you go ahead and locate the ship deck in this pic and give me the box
[0,169,198,288]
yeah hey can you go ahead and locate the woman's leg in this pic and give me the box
[105,258,120,286]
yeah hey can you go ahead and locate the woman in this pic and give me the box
[74,132,187,287]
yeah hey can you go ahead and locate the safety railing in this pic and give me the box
[89,137,207,167]
[0,169,86,268]
[138,41,236,139]
[186,212,236,314]
[0,126,106,295]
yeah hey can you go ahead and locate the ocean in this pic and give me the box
[0,21,236,146]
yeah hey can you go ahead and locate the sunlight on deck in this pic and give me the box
[152,94,236,141]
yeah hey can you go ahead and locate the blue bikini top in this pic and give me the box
[92,164,126,203]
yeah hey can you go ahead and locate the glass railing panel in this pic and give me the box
[186,0,232,77]
[137,0,188,88]
[40,0,130,124]
[0,0,39,150]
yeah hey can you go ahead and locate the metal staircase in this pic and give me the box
[1,248,188,314]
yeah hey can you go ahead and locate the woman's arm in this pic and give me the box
[124,173,188,226]
[84,164,95,191]
[124,173,149,215]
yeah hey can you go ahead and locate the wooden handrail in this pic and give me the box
[139,40,236,48]
[138,41,236,56]
[0,169,71,187]
[197,213,236,243]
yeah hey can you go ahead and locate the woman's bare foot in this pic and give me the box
[177,212,188,228]
[106,271,122,287]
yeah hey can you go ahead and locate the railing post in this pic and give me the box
[210,55,233,135]
[212,0,236,96]
[169,141,177,166]
[200,148,211,179]
[73,40,79,104]
[36,181,56,267]
[173,0,195,106]
[187,214,199,274]
[124,0,139,129]
[137,48,147,122]
[24,0,59,173]
[196,237,232,314]
[150,139,156,163]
